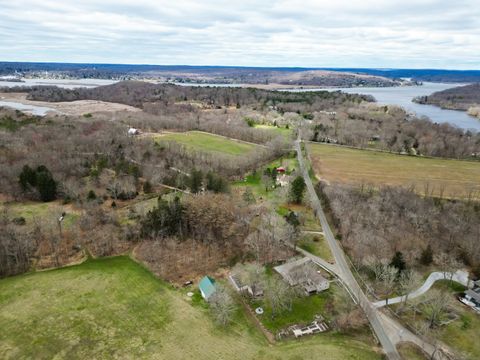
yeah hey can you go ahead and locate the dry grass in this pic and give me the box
[308,143,480,199]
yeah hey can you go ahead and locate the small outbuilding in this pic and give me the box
[276,167,286,174]
[199,276,217,301]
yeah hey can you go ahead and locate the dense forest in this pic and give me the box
[317,183,480,275]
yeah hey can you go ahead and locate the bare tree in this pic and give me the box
[209,285,236,327]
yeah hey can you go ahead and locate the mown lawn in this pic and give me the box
[157,131,258,156]
[308,143,480,199]
[0,256,381,360]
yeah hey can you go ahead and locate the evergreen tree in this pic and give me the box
[143,180,153,194]
[189,169,203,193]
[289,176,306,204]
[390,251,406,273]
[420,245,434,266]
[18,165,36,191]
[36,167,57,202]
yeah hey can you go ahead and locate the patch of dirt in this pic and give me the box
[0,92,140,116]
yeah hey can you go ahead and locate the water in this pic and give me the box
[0,100,58,116]
[289,82,480,131]
[0,78,117,89]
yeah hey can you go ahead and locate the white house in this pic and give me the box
[128,127,140,136]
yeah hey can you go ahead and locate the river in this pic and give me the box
[289,82,480,131]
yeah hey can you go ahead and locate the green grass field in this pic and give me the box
[0,257,381,360]
[308,143,480,199]
[254,124,293,140]
[157,131,258,156]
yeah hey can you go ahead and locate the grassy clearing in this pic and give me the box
[2,200,80,229]
[308,143,480,199]
[156,131,258,156]
[254,124,293,140]
[298,233,333,262]
[0,256,381,360]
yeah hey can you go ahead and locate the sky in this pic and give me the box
[0,0,479,69]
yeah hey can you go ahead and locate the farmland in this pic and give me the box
[308,143,480,199]
[155,131,258,156]
[0,256,381,360]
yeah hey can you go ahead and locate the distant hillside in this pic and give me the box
[0,62,402,87]
[2,62,480,84]
[330,68,480,83]
[413,83,480,118]
[5,80,373,110]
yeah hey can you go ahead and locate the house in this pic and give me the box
[128,127,140,136]
[199,276,217,301]
[229,273,263,298]
[276,174,291,187]
[461,284,480,312]
[274,258,329,295]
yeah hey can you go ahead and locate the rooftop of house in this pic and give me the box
[274,257,327,287]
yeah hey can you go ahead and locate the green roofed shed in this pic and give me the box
[199,276,216,301]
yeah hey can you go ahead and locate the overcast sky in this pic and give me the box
[0,0,479,69]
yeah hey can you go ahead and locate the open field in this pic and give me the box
[308,143,480,199]
[156,131,258,156]
[0,92,140,116]
[254,124,293,140]
[0,256,381,360]
[1,200,80,229]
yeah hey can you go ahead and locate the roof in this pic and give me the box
[466,288,480,302]
[274,258,328,287]
[199,276,216,299]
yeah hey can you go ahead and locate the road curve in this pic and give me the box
[373,270,469,308]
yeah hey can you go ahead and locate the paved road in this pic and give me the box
[373,270,469,308]
[296,138,457,359]
[295,139,401,360]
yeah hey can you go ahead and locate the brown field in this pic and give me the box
[308,143,480,199]
[0,92,140,116]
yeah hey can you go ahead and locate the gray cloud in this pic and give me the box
[0,0,478,68]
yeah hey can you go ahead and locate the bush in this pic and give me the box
[143,181,153,194]
[87,190,97,201]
